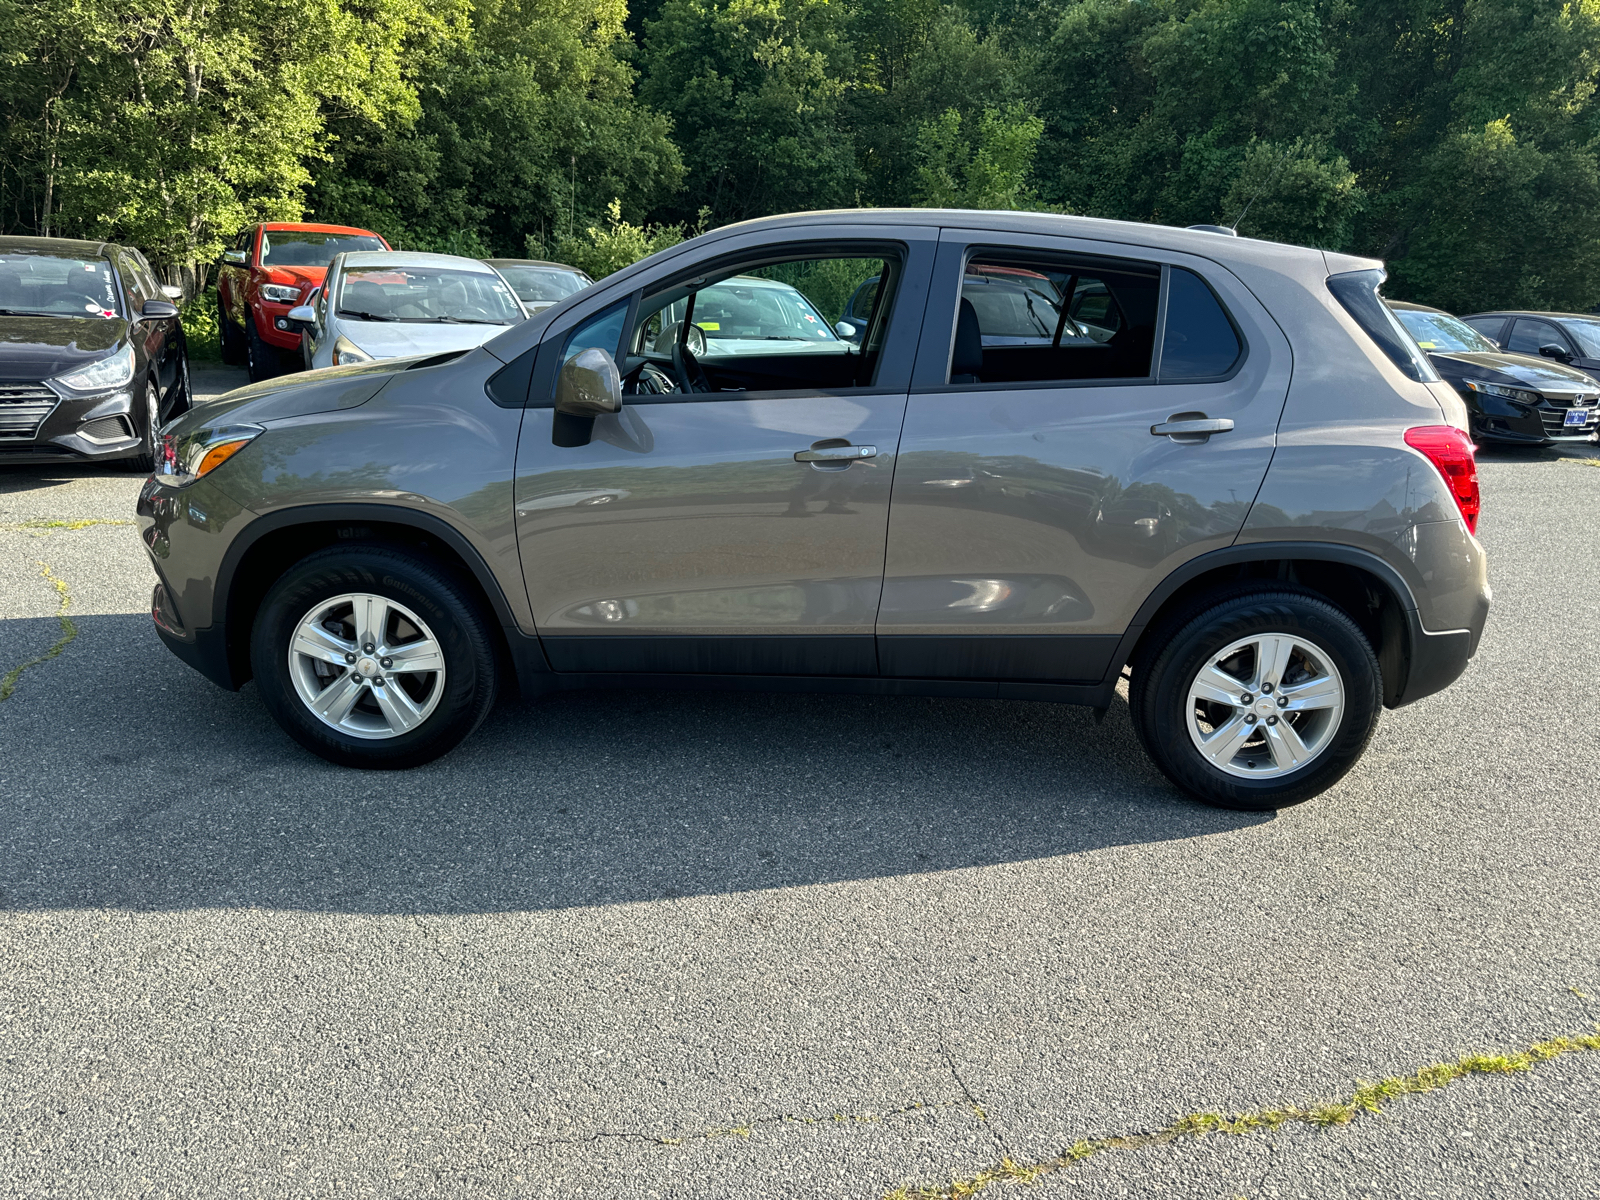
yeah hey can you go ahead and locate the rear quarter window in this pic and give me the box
[1327,268,1440,382]
[1159,268,1241,379]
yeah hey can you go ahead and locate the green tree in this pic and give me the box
[912,102,1043,209]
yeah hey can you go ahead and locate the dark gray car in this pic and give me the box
[1,235,189,468]
[137,210,1490,810]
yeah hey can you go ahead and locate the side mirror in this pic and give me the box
[1540,342,1573,362]
[220,249,247,267]
[554,346,622,418]
[139,299,179,321]
[835,320,857,338]
[285,304,315,328]
[1486,338,1501,350]
[161,284,184,301]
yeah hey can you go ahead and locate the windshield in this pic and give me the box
[337,266,524,324]
[1561,318,1600,357]
[1393,308,1499,354]
[496,265,591,304]
[963,270,1065,340]
[684,279,837,342]
[0,252,121,318]
[261,230,386,267]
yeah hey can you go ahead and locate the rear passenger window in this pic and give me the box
[950,253,1160,384]
[1160,268,1241,379]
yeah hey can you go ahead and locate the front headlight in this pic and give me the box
[1464,379,1541,405]
[154,424,264,487]
[332,335,372,365]
[260,283,302,303]
[54,342,135,392]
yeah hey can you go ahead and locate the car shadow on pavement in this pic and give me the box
[0,613,1271,915]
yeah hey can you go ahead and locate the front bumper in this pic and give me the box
[1464,388,1599,445]
[255,300,306,350]
[0,381,144,463]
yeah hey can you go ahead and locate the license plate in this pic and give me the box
[1565,407,1593,427]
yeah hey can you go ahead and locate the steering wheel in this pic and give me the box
[672,338,711,393]
[627,363,680,395]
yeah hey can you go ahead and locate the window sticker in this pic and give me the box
[697,321,720,330]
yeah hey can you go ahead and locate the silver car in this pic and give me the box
[143,210,1489,811]
[290,251,526,369]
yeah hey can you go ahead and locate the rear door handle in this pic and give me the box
[1151,414,1234,443]
[794,444,877,462]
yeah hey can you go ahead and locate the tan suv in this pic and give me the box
[138,210,1489,810]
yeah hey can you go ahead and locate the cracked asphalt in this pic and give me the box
[2,364,1598,1198]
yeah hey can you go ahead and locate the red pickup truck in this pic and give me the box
[216,223,388,381]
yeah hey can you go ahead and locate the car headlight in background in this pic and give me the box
[53,342,135,392]
[332,335,371,365]
[154,424,264,487]
[260,284,303,303]
[1464,379,1541,406]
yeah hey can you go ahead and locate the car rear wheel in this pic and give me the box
[1129,588,1381,810]
[250,546,500,769]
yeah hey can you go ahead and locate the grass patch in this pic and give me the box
[0,563,76,702]
[885,1027,1600,1199]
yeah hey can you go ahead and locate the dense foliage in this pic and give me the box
[5,0,1600,311]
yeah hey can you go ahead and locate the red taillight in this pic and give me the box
[1404,425,1480,534]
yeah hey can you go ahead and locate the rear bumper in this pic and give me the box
[1391,581,1491,707]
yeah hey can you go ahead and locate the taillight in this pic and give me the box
[1404,425,1480,534]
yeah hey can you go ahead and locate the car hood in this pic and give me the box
[0,315,129,381]
[1430,350,1598,392]
[336,321,515,359]
[701,337,846,356]
[263,264,330,289]
[172,357,422,433]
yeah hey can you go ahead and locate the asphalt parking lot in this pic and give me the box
[3,364,1599,1199]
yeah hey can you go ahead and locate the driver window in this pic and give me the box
[625,253,899,396]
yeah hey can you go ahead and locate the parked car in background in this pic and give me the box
[1390,301,1599,445]
[1459,310,1600,384]
[1,235,188,469]
[140,210,1487,814]
[482,259,592,314]
[217,223,388,382]
[289,251,526,369]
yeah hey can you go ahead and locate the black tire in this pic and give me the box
[250,545,501,769]
[125,376,161,472]
[1129,587,1382,811]
[245,312,276,382]
[219,293,246,365]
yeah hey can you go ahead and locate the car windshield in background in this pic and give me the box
[497,266,591,304]
[0,252,121,318]
[963,270,1065,342]
[1560,318,1600,357]
[337,267,524,324]
[1393,309,1498,354]
[260,231,386,267]
[692,280,837,341]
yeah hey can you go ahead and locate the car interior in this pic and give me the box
[620,253,900,396]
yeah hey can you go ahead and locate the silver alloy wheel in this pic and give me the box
[144,380,161,451]
[1184,632,1346,779]
[287,592,447,739]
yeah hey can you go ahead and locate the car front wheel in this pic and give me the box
[1129,588,1382,810]
[250,546,501,769]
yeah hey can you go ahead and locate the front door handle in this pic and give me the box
[794,444,877,463]
[1151,413,1234,443]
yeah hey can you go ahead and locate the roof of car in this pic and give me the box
[0,234,116,257]
[1387,300,1448,313]
[261,222,383,236]
[339,251,500,272]
[482,259,587,273]
[1463,310,1598,320]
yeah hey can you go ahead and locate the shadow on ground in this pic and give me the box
[0,613,1267,916]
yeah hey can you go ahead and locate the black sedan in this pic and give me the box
[0,235,190,469]
[1390,301,1598,445]
[1459,309,1600,383]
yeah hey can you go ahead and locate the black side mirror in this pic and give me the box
[139,299,179,321]
[1540,342,1573,362]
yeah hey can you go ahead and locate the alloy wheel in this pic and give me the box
[287,592,447,739]
[1184,632,1346,778]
